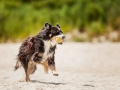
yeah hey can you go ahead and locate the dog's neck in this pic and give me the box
[43,40,56,60]
[44,40,57,47]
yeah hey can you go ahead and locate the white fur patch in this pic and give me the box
[43,40,56,60]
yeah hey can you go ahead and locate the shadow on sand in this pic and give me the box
[31,80,66,85]
[82,84,95,87]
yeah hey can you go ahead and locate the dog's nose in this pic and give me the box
[62,36,65,39]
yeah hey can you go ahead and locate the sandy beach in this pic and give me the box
[0,42,120,90]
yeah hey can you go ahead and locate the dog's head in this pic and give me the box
[42,23,65,44]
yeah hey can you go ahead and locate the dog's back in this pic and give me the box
[15,37,35,71]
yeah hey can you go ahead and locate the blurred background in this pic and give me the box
[0,0,120,42]
[0,1,120,89]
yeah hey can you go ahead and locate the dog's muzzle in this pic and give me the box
[56,34,65,44]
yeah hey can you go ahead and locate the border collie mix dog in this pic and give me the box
[14,23,65,82]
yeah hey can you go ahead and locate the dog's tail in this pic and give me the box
[14,60,21,71]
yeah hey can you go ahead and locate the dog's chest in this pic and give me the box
[43,40,56,60]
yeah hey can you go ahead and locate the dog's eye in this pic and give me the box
[56,30,59,33]
[60,31,63,33]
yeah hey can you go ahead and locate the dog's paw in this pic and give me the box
[26,79,30,82]
[44,71,48,74]
[19,78,30,82]
[53,72,59,76]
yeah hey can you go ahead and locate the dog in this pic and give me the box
[14,23,65,82]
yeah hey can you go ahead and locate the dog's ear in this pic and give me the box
[44,22,52,29]
[56,23,60,28]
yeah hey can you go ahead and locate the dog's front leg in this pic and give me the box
[49,65,58,76]
[48,58,59,76]
[41,60,48,74]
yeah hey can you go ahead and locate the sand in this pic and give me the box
[0,42,120,90]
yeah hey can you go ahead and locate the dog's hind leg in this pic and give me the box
[18,60,36,82]
[24,60,37,82]
[20,61,30,82]
[25,69,30,82]
[27,60,37,75]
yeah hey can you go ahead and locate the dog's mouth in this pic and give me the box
[50,34,65,45]
[56,36,65,45]
[56,37,62,44]
[58,42,63,44]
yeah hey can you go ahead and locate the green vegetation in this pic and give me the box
[0,0,120,42]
